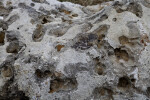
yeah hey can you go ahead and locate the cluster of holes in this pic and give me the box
[35,69,52,78]
[34,68,78,93]
[114,2,143,18]
[114,48,129,61]
[32,24,45,42]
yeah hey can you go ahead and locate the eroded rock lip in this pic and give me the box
[0,0,150,100]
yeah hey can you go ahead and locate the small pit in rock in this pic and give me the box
[72,14,78,17]
[119,36,129,45]
[114,48,129,61]
[6,31,19,42]
[32,0,45,3]
[58,7,71,15]
[56,45,64,52]
[6,41,25,53]
[97,34,105,48]
[32,24,46,42]
[49,77,78,93]
[39,15,52,24]
[112,18,117,22]
[30,3,35,7]
[49,25,70,37]
[94,62,105,75]
[92,87,114,100]
[1,66,13,78]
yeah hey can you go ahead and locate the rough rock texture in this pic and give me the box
[0,0,150,100]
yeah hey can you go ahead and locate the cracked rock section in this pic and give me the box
[0,0,150,100]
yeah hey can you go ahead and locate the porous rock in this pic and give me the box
[0,0,150,100]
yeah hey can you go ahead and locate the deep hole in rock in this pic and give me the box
[35,69,44,78]
[42,17,48,24]
[147,87,150,95]
[44,70,52,77]
[0,31,5,45]
[131,78,136,83]
[118,76,131,88]
[39,15,53,24]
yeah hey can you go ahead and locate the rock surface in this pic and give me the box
[0,0,150,100]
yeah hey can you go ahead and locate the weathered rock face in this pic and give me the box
[0,0,150,100]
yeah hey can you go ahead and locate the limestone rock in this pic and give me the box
[0,0,150,100]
